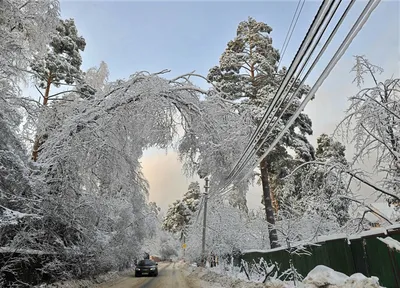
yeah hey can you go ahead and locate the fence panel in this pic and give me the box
[379,226,400,287]
[349,237,369,276]
[239,226,400,287]
[323,238,356,276]
[363,232,398,287]
[292,244,329,277]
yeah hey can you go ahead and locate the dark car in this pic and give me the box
[135,259,158,277]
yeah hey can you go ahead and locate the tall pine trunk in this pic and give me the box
[260,157,279,248]
[32,73,52,162]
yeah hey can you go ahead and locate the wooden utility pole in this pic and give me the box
[201,176,210,266]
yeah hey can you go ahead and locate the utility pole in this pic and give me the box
[181,228,187,259]
[201,176,210,266]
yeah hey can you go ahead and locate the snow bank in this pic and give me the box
[303,266,382,288]
[182,264,383,288]
[303,265,348,286]
[183,263,288,288]
[344,274,381,288]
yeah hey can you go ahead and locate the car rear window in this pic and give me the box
[138,259,155,266]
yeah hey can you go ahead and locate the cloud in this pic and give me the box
[141,148,265,211]
[140,149,199,212]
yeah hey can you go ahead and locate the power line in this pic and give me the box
[278,0,306,70]
[224,0,337,190]
[225,0,349,187]
[252,0,355,162]
[225,0,333,183]
[220,0,381,196]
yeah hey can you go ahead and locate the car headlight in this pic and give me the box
[135,268,140,270]
[150,267,155,270]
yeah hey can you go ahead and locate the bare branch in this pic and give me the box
[339,196,393,225]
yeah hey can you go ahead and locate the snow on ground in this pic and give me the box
[35,268,136,288]
[34,261,384,288]
[302,266,382,288]
[183,263,286,288]
[182,263,383,288]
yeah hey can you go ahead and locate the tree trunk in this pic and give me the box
[248,40,257,101]
[260,157,280,248]
[32,74,52,161]
[31,135,41,162]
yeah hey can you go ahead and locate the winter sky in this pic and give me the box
[54,0,399,211]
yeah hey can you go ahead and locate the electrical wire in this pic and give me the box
[252,0,355,163]
[223,0,338,192]
[220,0,381,197]
[278,0,306,70]
[225,0,350,188]
[225,0,333,182]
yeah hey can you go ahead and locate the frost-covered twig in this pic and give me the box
[339,196,393,225]
[282,160,400,201]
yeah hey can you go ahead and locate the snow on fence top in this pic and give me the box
[348,227,387,240]
[243,226,399,255]
[386,223,400,232]
[243,247,288,254]
[315,233,347,242]
[377,237,400,252]
[242,240,321,254]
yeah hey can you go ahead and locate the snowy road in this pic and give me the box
[97,262,203,288]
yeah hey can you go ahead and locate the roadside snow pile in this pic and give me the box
[302,266,348,287]
[184,264,293,288]
[183,264,383,288]
[303,266,382,287]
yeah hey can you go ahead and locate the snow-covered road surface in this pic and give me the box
[96,262,202,288]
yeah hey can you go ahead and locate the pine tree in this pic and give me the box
[31,18,86,161]
[315,134,350,225]
[315,134,346,163]
[228,187,249,214]
[149,201,161,216]
[277,134,350,225]
[83,61,109,93]
[182,182,201,213]
[208,17,314,248]
[0,0,59,222]
[162,182,201,237]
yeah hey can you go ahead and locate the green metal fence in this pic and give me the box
[239,225,400,288]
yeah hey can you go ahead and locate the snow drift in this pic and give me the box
[183,264,384,288]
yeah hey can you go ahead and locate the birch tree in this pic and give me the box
[1,2,255,283]
[338,55,400,204]
[26,68,252,279]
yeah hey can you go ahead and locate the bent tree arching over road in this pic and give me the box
[38,70,252,196]
[17,69,253,281]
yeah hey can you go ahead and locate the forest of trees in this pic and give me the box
[0,1,399,286]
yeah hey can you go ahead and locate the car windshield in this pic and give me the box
[138,260,155,266]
